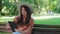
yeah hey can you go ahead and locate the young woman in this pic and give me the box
[6,4,34,34]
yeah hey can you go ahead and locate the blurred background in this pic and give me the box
[0,0,60,34]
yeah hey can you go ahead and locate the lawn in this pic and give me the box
[34,17,60,25]
[0,17,60,25]
[0,32,11,34]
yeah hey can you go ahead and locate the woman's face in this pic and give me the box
[21,7,27,16]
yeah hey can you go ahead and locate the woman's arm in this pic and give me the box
[29,18,34,27]
[22,18,34,34]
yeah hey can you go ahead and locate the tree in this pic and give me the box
[0,0,2,16]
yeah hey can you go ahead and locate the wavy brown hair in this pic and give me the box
[17,5,32,26]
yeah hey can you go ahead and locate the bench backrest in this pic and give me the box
[0,21,60,34]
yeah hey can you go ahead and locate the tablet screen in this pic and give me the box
[8,21,18,32]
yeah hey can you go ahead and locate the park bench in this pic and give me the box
[0,21,60,34]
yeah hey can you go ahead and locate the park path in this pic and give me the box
[0,15,60,20]
[32,15,60,19]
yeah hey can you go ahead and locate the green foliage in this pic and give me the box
[0,0,60,16]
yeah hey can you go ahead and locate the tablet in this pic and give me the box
[8,21,18,32]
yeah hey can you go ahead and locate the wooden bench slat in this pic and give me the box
[0,26,6,28]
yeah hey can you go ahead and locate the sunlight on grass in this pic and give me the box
[34,17,60,25]
[0,17,60,25]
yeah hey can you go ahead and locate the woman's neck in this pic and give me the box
[23,15,27,18]
[23,16,27,23]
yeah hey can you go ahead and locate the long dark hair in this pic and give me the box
[17,5,32,26]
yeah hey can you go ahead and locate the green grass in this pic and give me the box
[0,32,11,34]
[0,17,60,25]
[34,18,60,25]
[0,18,13,22]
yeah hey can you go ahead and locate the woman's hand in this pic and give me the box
[15,29,20,32]
[6,23,10,30]
[6,23,12,32]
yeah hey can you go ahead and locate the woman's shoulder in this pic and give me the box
[30,18,34,22]
[14,16,20,19]
[13,16,20,23]
[29,18,34,27]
